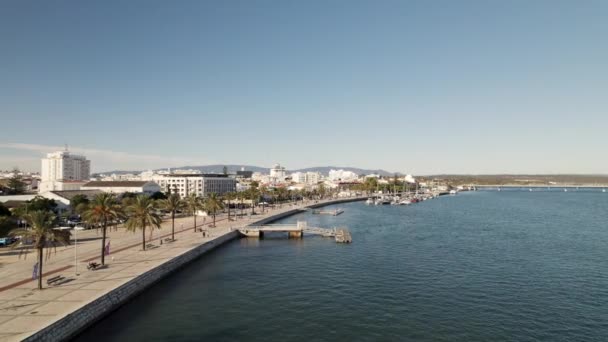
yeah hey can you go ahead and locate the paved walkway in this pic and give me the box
[0,199,342,341]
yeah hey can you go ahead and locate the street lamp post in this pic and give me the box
[74,226,85,276]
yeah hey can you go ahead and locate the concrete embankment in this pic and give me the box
[304,197,367,209]
[24,231,240,342]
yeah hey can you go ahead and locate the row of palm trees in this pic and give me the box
[10,187,339,290]
[10,194,164,289]
[10,190,249,289]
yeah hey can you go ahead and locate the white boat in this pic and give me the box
[529,188,532,192]
[365,198,374,205]
[564,189,568,192]
[449,190,457,195]
[603,189,606,193]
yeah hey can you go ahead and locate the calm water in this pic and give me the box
[76,190,608,341]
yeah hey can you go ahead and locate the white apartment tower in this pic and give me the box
[39,151,91,192]
[269,163,287,182]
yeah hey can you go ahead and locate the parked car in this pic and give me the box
[0,237,17,247]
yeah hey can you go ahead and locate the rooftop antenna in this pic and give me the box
[64,144,69,152]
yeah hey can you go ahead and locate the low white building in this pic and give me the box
[100,173,141,181]
[38,180,88,192]
[0,190,102,212]
[81,181,161,194]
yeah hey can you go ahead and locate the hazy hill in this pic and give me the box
[97,165,399,176]
[421,174,608,185]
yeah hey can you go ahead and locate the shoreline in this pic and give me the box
[18,196,366,342]
[474,184,608,188]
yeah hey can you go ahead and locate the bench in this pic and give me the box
[87,262,101,270]
[163,238,175,243]
[145,243,160,250]
[47,275,64,285]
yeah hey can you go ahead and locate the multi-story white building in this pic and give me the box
[152,174,236,198]
[291,171,321,185]
[39,151,91,192]
[328,169,359,182]
[291,172,305,183]
[269,163,286,181]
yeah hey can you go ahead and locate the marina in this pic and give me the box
[365,191,446,206]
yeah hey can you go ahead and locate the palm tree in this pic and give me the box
[318,183,327,199]
[237,191,244,219]
[82,193,122,265]
[275,187,287,207]
[259,186,268,213]
[159,193,183,241]
[204,193,224,227]
[9,210,71,290]
[224,192,235,222]
[185,193,203,232]
[125,195,162,251]
[247,188,259,215]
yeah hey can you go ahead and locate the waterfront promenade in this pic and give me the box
[0,197,363,341]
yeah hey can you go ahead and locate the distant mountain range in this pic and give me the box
[96,165,400,177]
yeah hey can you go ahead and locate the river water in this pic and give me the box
[75,190,608,341]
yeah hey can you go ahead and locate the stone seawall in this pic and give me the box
[24,230,240,342]
[304,197,367,209]
[248,208,306,226]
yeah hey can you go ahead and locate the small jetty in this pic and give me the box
[334,228,352,243]
[239,221,352,244]
[311,208,344,216]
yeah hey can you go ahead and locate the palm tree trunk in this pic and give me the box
[101,221,107,265]
[240,197,243,218]
[227,199,231,221]
[213,212,216,226]
[142,224,146,251]
[37,247,43,290]
[193,214,197,232]
[171,212,175,240]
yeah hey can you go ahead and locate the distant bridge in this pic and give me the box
[473,184,608,189]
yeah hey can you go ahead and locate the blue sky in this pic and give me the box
[1,0,607,174]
